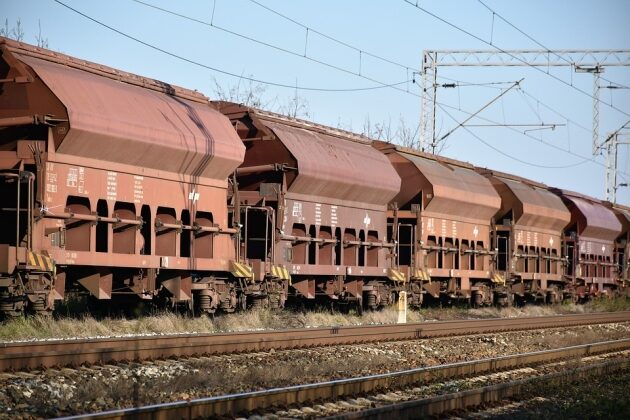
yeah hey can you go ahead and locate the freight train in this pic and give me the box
[0,37,628,317]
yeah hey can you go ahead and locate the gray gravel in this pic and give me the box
[1,322,628,419]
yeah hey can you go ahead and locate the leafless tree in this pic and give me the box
[212,77,272,109]
[1,18,25,41]
[279,88,310,119]
[363,115,394,140]
[395,115,420,149]
[35,20,48,48]
[1,18,50,48]
[213,77,310,119]
[361,114,421,149]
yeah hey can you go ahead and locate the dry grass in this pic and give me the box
[0,296,627,342]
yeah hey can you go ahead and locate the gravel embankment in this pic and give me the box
[0,322,628,418]
[465,365,630,419]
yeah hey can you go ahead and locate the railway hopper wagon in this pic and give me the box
[215,103,403,310]
[0,38,249,316]
[478,170,571,304]
[610,203,630,292]
[555,190,622,299]
[373,142,502,307]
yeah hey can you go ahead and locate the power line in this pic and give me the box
[476,0,573,67]
[435,75,519,89]
[431,89,630,178]
[402,0,630,119]
[517,88,591,133]
[127,0,419,96]
[427,88,609,170]
[436,101,592,169]
[246,0,415,71]
[131,0,424,96]
[600,76,630,90]
[409,75,610,170]
[52,0,412,93]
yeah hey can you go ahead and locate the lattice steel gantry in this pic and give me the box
[420,49,630,155]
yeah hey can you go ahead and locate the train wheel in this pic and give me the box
[365,291,378,311]
[0,290,25,318]
[29,295,52,317]
[355,297,364,316]
[251,296,268,310]
[471,291,483,308]
[237,293,247,311]
[546,287,561,305]
[563,291,579,305]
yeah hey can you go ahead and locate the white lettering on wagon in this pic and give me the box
[315,203,322,226]
[134,175,144,203]
[363,212,371,228]
[106,171,117,201]
[66,168,78,188]
[46,172,57,194]
[426,218,435,234]
[292,202,303,223]
[78,167,87,194]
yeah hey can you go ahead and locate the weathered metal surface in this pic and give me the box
[612,204,630,286]
[0,38,246,308]
[10,51,244,180]
[217,103,400,297]
[558,191,622,243]
[2,311,627,372]
[374,142,499,295]
[263,121,400,205]
[613,204,630,232]
[484,172,570,233]
[376,143,500,223]
[480,171,570,288]
[53,339,630,419]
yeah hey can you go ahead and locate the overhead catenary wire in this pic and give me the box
[600,76,630,90]
[426,86,615,171]
[402,0,630,119]
[435,97,619,171]
[246,0,416,72]
[436,102,592,169]
[414,76,618,172]
[518,88,592,133]
[476,0,575,68]
[437,79,523,143]
[126,0,420,96]
[435,76,520,89]
[438,96,630,179]
[50,0,630,182]
[52,0,412,93]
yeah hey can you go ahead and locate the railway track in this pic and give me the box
[57,338,630,419]
[2,311,629,372]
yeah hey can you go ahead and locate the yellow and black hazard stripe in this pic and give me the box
[412,268,431,282]
[270,265,291,281]
[27,251,55,272]
[387,268,406,283]
[230,261,254,279]
[491,273,506,285]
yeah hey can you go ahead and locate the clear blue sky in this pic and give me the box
[4,0,630,204]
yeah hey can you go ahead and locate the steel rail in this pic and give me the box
[1,311,628,372]
[56,338,630,419]
[333,359,630,419]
